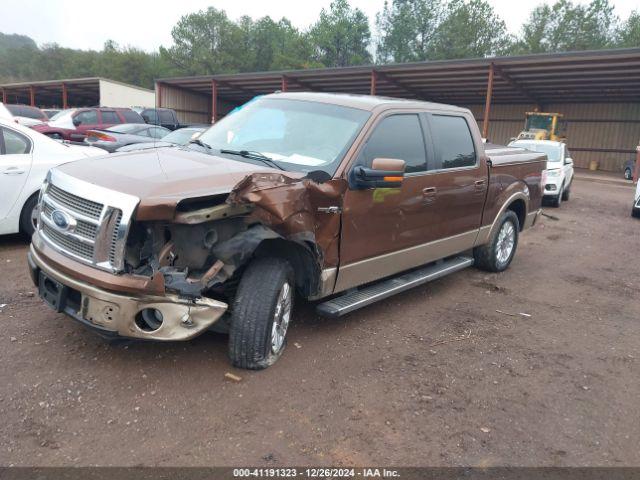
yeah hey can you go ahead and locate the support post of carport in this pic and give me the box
[1,88,6,103]
[211,79,218,124]
[370,69,378,96]
[62,83,68,109]
[155,82,162,108]
[281,75,288,92]
[482,63,495,140]
[29,85,36,107]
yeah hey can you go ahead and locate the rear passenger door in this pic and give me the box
[421,113,487,241]
[0,127,32,220]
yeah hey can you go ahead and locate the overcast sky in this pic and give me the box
[1,0,637,52]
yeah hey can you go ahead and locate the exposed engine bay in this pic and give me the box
[121,172,347,302]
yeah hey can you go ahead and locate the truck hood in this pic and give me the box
[54,147,296,220]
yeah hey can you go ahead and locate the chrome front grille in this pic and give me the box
[47,184,103,220]
[42,223,95,260]
[38,170,139,273]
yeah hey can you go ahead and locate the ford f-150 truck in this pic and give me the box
[28,93,545,369]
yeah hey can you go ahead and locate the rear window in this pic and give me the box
[122,110,144,123]
[6,105,45,120]
[429,115,476,169]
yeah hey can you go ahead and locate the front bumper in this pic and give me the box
[28,245,228,341]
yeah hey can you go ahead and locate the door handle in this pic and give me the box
[422,187,437,195]
[474,180,486,190]
[3,167,26,175]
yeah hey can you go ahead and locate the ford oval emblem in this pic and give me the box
[51,210,75,231]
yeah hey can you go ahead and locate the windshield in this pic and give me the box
[49,109,75,121]
[197,98,371,174]
[525,114,553,132]
[513,142,562,163]
[107,123,147,134]
[163,128,203,144]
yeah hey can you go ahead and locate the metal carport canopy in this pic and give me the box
[157,47,640,108]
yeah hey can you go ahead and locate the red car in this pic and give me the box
[33,107,144,141]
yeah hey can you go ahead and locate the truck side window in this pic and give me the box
[430,115,476,169]
[361,114,427,173]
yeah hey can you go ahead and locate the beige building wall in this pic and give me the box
[98,79,155,109]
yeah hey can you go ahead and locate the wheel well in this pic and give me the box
[507,199,526,231]
[253,238,320,297]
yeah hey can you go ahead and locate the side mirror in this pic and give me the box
[351,158,406,189]
[72,118,81,127]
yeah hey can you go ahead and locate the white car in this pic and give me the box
[0,102,48,127]
[633,178,640,218]
[509,139,574,207]
[0,118,105,237]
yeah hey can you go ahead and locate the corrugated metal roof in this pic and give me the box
[157,47,640,105]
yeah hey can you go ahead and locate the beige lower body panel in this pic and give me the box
[334,230,477,294]
[31,246,228,341]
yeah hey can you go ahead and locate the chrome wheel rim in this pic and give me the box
[496,221,515,266]
[271,282,292,354]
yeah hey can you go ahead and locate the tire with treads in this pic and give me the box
[473,210,520,272]
[228,257,294,370]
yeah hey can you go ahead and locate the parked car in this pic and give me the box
[42,109,61,119]
[509,139,574,207]
[0,117,105,238]
[115,126,207,152]
[5,104,49,127]
[623,158,635,180]
[32,107,144,142]
[27,92,545,369]
[632,177,640,218]
[84,123,171,153]
[133,107,180,130]
[0,102,48,127]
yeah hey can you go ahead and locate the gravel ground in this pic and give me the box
[0,178,638,467]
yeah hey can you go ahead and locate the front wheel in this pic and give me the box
[228,257,294,370]
[474,210,520,272]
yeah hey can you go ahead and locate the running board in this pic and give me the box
[316,256,474,318]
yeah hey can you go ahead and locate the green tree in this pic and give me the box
[430,0,513,59]
[309,0,372,67]
[615,10,640,47]
[376,0,444,63]
[515,0,617,53]
[160,7,246,75]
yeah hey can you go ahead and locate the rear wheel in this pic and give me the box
[632,206,640,219]
[20,194,39,239]
[228,257,294,370]
[624,168,632,180]
[474,210,520,273]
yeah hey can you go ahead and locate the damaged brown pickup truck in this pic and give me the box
[28,92,545,369]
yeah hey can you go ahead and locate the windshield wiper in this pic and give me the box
[219,149,285,171]
[188,138,213,150]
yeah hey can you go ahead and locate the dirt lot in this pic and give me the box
[0,178,638,467]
